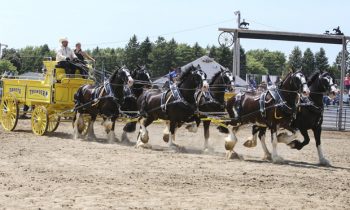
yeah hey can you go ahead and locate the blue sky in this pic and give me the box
[0,0,349,62]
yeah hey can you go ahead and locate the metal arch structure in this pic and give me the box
[218,27,350,131]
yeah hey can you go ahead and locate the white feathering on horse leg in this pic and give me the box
[73,113,80,140]
[107,130,116,143]
[87,121,96,140]
[225,126,238,159]
[260,134,271,161]
[317,145,330,166]
[136,119,151,149]
[162,121,170,142]
[271,131,284,164]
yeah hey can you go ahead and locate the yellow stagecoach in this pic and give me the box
[0,60,94,135]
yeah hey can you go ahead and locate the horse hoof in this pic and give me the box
[225,140,236,151]
[225,151,240,160]
[287,140,301,150]
[136,141,152,149]
[140,132,149,144]
[319,158,331,167]
[163,134,169,143]
[272,155,285,164]
[263,154,272,161]
[243,140,257,148]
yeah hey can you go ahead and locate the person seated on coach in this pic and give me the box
[74,42,95,63]
[56,37,86,76]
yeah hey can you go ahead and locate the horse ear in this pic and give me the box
[137,64,142,69]
[288,68,294,73]
[115,64,121,69]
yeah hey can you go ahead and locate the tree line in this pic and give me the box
[0,35,347,80]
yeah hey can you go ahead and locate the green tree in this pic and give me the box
[246,49,286,75]
[246,55,268,74]
[124,34,140,70]
[315,47,329,71]
[302,48,315,77]
[175,43,195,67]
[208,46,217,58]
[1,48,21,72]
[149,36,169,77]
[192,42,205,58]
[139,37,153,68]
[0,60,17,75]
[216,46,232,70]
[288,46,302,71]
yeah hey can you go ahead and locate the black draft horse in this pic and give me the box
[73,66,134,142]
[120,65,153,142]
[220,70,310,163]
[244,70,338,166]
[136,65,208,149]
[182,67,235,151]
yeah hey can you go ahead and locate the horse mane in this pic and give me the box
[307,70,320,86]
[209,71,222,85]
[278,71,293,88]
[109,67,120,82]
[178,65,194,82]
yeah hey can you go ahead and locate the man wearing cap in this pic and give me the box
[56,37,85,76]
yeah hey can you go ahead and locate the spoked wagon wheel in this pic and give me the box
[31,105,49,136]
[0,94,19,131]
[72,115,91,136]
[47,113,60,133]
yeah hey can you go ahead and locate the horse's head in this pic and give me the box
[131,65,152,88]
[178,64,208,91]
[193,65,209,91]
[220,67,235,91]
[282,70,310,97]
[318,71,338,98]
[112,66,134,87]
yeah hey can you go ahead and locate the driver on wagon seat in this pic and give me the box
[56,37,86,76]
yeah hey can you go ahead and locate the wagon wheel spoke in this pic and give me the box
[31,105,48,136]
[47,113,60,133]
[0,94,19,131]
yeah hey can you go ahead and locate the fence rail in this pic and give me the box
[322,105,350,131]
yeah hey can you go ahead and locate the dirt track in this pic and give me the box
[0,120,349,209]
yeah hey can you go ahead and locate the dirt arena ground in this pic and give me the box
[0,120,349,209]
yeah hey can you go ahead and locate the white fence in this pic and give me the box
[323,105,350,131]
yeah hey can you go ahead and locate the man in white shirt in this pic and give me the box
[56,37,87,76]
[56,37,77,62]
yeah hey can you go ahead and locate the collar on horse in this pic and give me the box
[259,88,295,118]
[160,83,195,113]
[195,90,225,110]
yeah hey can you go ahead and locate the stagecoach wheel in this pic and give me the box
[31,105,49,136]
[47,113,60,133]
[346,39,350,54]
[0,94,19,131]
[218,31,235,47]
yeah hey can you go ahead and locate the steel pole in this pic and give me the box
[338,37,347,130]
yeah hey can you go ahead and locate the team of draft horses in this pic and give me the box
[72,64,338,166]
